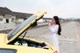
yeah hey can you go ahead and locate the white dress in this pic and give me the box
[49,24,59,52]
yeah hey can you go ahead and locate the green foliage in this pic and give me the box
[75,18,80,22]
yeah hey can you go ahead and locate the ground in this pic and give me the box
[0,21,80,53]
[26,21,80,53]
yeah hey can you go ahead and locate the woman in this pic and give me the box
[48,16,61,53]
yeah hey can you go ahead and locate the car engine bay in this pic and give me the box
[9,38,49,49]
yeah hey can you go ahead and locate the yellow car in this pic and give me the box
[0,10,58,53]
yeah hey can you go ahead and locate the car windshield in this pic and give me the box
[8,15,37,40]
[0,48,16,53]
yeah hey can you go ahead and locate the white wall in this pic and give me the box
[0,15,5,23]
[37,19,44,22]
[17,18,24,22]
[10,16,16,23]
[0,14,16,23]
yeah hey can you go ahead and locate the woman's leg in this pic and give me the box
[52,35,59,53]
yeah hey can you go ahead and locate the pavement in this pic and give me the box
[25,21,80,53]
[59,21,80,53]
[0,21,80,53]
[0,23,16,30]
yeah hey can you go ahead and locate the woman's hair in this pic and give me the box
[53,16,61,35]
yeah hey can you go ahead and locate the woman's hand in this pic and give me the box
[48,21,52,27]
[48,19,55,27]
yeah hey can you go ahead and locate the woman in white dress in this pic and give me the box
[48,16,61,53]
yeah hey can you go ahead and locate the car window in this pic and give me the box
[0,48,17,53]
[8,15,37,40]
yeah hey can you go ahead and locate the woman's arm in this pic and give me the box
[49,25,59,33]
[48,21,52,27]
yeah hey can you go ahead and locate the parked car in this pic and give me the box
[0,10,58,53]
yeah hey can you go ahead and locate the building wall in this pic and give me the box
[0,15,5,23]
[17,18,24,22]
[0,14,16,23]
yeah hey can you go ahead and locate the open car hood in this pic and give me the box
[7,10,47,44]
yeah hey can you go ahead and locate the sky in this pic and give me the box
[0,0,80,18]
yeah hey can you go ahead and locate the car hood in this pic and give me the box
[7,10,47,44]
